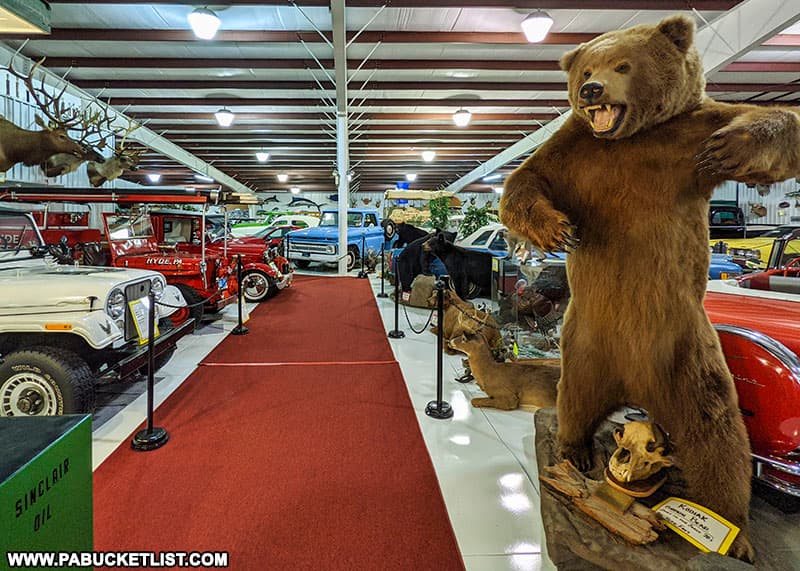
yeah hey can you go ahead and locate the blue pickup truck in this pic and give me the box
[287,208,390,271]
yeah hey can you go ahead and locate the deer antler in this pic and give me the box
[7,57,83,130]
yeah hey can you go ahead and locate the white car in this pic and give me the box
[0,209,191,416]
[231,214,320,237]
[456,223,510,256]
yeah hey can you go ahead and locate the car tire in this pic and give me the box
[294,260,311,269]
[0,346,95,416]
[346,247,359,272]
[382,219,397,241]
[242,270,277,302]
[172,284,205,330]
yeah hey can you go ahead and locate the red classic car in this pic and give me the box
[149,209,292,303]
[705,282,800,497]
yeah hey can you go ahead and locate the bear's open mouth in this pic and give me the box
[583,103,626,134]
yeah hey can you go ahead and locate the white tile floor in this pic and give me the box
[91,275,555,570]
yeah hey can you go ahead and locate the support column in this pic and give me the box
[332,0,349,274]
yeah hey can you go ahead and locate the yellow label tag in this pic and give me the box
[492,258,499,271]
[652,497,739,555]
[512,341,519,356]
[128,297,160,345]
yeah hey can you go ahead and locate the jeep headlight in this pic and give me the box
[106,289,125,319]
[151,276,165,300]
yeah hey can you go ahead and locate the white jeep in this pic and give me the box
[0,208,192,416]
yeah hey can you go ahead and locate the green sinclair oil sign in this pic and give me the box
[0,415,92,557]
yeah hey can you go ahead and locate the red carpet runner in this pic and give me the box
[94,276,465,570]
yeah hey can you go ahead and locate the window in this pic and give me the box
[162,218,193,243]
[489,235,508,251]
[365,214,378,227]
[471,230,494,246]
[0,214,41,253]
[319,213,363,227]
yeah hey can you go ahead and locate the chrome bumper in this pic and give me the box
[753,453,800,497]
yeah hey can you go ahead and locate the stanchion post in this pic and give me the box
[232,254,249,336]
[357,232,368,279]
[377,243,388,298]
[131,290,170,451]
[388,260,405,339]
[426,275,453,420]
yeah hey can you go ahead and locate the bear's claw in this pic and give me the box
[559,442,594,472]
[728,533,755,564]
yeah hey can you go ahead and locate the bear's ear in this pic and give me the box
[657,14,695,53]
[559,45,583,72]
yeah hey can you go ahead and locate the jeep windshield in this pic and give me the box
[0,212,43,264]
[319,212,363,227]
[107,213,156,240]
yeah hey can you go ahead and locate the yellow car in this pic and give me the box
[710,226,800,270]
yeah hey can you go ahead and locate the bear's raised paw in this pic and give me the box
[518,211,579,254]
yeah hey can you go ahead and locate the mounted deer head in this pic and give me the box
[86,117,144,187]
[0,58,86,172]
[41,104,114,178]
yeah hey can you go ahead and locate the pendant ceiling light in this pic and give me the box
[290,187,301,194]
[188,7,221,40]
[214,107,235,127]
[521,10,553,43]
[277,173,289,183]
[406,173,417,182]
[255,149,270,162]
[146,173,161,183]
[421,150,436,162]
[453,108,472,127]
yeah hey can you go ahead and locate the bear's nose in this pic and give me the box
[579,81,604,101]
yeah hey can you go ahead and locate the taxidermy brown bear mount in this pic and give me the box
[500,15,800,563]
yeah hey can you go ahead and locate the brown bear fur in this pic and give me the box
[499,15,800,563]
[449,334,559,410]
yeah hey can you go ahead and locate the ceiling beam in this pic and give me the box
[129,112,560,121]
[99,97,572,108]
[2,28,596,45]
[44,1,742,9]
[444,0,800,193]
[73,79,800,92]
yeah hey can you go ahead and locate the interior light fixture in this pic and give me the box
[290,187,301,194]
[188,7,221,40]
[194,174,214,183]
[347,170,354,182]
[277,173,289,183]
[521,10,554,43]
[493,186,504,194]
[421,150,436,162]
[146,173,161,183]
[453,108,472,128]
[406,173,417,182]
[255,149,270,162]
[483,173,502,182]
[214,107,235,127]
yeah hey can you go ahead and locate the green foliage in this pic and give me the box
[428,197,451,230]
[459,204,491,239]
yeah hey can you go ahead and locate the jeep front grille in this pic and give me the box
[124,280,152,341]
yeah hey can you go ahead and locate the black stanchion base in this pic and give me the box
[131,427,169,451]
[388,329,405,339]
[425,400,454,420]
[231,325,250,336]
[357,270,369,279]
[376,292,389,298]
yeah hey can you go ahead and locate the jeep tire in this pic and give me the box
[242,269,277,302]
[173,284,205,330]
[0,346,95,416]
[294,260,311,269]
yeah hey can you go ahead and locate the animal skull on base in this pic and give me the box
[608,421,673,484]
